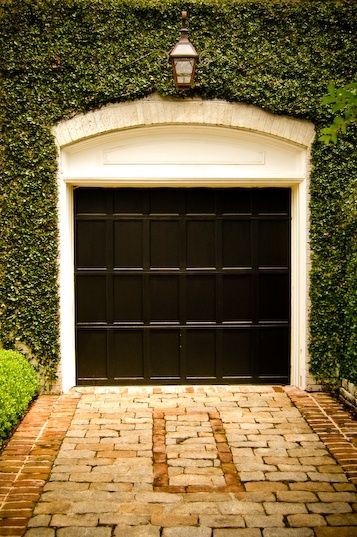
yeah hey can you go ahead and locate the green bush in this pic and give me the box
[0,349,39,446]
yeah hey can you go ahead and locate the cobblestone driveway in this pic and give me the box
[1,385,357,536]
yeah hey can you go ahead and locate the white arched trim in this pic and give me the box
[54,94,314,148]
[53,94,314,392]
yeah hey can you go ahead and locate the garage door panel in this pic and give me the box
[257,220,289,267]
[150,330,180,379]
[222,220,251,267]
[114,189,145,214]
[186,330,216,378]
[257,327,289,378]
[222,275,253,321]
[77,275,106,323]
[150,189,183,214]
[187,220,215,267]
[186,189,215,214]
[186,275,216,322]
[258,273,289,320]
[76,221,107,268]
[76,188,108,214]
[113,275,143,322]
[77,330,107,379]
[111,330,144,379]
[149,276,179,322]
[222,330,252,378]
[150,221,180,268]
[114,221,143,268]
[219,189,252,215]
[254,188,290,214]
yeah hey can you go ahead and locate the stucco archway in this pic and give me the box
[53,94,315,392]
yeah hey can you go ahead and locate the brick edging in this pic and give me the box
[286,387,357,485]
[153,408,244,493]
[0,393,80,536]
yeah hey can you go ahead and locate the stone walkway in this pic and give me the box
[1,386,357,537]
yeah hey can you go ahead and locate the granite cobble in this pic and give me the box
[0,385,356,537]
[213,531,261,537]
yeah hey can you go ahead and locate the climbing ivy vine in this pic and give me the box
[1,0,356,387]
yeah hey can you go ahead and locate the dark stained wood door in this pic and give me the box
[75,188,290,384]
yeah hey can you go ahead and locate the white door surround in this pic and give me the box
[53,94,315,393]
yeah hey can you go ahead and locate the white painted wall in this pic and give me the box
[54,95,314,392]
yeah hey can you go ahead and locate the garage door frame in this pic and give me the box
[54,95,314,392]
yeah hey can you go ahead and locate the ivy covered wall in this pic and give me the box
[1,0,356,387]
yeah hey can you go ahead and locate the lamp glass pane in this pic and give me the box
[174,58,194,74]
[174,58,194,84]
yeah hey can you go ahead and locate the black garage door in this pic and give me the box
[75,188,290,385]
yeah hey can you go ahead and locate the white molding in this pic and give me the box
[64,177,304,187]
[53,95,315,393]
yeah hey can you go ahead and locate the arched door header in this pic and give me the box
[53,93,315,149]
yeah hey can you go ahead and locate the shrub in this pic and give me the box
[0,349,39,446]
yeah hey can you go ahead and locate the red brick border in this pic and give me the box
[0,394,80,536]
[286,387,357,485]
[153,408,243,493]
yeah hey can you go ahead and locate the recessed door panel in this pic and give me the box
[77,330,107,379]
[114,221,143,268]
[186,189,215,214]
[111,330,144,379]
[258,273,289,320]
[254,188,290,214]
[186,275,216,321]
[76,188,108,214]
[150,189,182,214]
[113,276,143,322]
[258,220,289,267]
[219,189,251,215]
[76,275,106,322]
[187,221,215,268]
[257,328,289,379]
[222,221,251,267]
[222,275,253,321]
[149,276,179,321]
[150,330,180,378]
[222,330,252,378]
[76,221,107,268]
[114,189,144,214]
[150,221,180,268]
[186,330,216,378]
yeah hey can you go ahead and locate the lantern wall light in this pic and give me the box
[169,11,199,89]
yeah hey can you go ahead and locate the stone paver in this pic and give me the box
[0,385,356,536]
